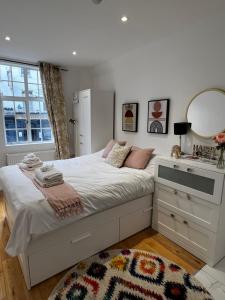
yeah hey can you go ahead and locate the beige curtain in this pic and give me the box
[39,62,70,159]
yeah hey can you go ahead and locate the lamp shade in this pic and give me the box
[174,122,191,135]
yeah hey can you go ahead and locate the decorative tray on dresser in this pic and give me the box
[152,156,225,266]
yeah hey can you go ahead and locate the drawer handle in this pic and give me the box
[186,168,192,172]
[143,207,152,213]
[186,194,191,200]
[71,233,91,244]
[183,220,188,225]
[170,214,175,218]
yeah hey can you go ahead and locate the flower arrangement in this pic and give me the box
[213,132,225,168]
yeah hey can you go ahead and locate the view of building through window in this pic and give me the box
[0,63,53,144]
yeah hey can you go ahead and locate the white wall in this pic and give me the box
[91,12,225,155]
[78,67,93,91]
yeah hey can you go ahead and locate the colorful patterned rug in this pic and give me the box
[49,249,213,300]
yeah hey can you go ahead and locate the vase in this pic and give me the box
[217,148,225,169]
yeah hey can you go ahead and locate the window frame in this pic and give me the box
[0,61,53,146]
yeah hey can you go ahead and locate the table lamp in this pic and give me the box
[174,122,191,153]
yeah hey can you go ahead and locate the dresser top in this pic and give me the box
[157,156,225,174]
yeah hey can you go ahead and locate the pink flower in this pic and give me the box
[214,132,225,144]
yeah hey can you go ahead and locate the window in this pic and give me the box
[0,62,53,145]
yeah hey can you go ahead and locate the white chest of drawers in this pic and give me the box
[152,156,225,266]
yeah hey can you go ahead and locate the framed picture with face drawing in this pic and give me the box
[147,99,170,134]
[122,103,139,132]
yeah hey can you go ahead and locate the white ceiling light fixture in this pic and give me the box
[72,51,77,55]
[121,16,128,23]
[5,36,11,41]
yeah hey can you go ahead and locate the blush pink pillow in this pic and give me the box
[102,140,127,158]
[124,147,155,169]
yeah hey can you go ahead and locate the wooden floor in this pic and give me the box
[0,193,205,300]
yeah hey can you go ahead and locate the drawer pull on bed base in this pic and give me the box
[71,233,91,244]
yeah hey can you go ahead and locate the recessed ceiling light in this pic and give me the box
[121,16,128,23]
[72,51,77,56]
[5,36,11,41]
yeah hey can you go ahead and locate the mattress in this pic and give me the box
[0,151,154,256]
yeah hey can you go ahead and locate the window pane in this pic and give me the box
[12,66,25,82]
[18,130,27,142]
[16,101,27,129]
[15,101,26,114]
[6,130,16,143]
[5,115,15,129]
[41,119,50,128]
[28,84,38,97]
[13,82,25,97]
[38,85,44,98]
[17,119,27,128]
[31,129,42,141]
[3,101,14,115]
[42,129,52,141]
[40,102,47,113]
[27,69,38,84]
[29,101,40,113]
[0,81,13,96]
[37,71,41,84]
[0,65,12,81]
[31,119,40,128]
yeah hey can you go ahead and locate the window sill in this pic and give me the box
[4,142,55,152]
[5,141,55,147]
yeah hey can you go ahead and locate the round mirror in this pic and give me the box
[187,89,225,138]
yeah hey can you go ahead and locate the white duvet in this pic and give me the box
[0,151,154,256]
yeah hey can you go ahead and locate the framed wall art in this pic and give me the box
[122,103,138,132]
[147,99,170,134]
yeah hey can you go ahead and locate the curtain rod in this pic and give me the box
[0,58,68,71]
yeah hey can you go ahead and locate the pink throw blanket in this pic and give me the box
[20,168,83,218]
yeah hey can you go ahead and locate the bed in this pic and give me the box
[0,151,155,289]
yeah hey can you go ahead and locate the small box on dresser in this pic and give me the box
[152,156,225,266]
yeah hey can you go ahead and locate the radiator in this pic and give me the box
[6,150,56,166]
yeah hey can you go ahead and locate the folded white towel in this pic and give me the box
[35,168,63,183]
[25,153,36,159]
[22,157,40,164]
[18,161,43,171]
[21,152,43,168]
[34,177,64,188]
[40,163,54,172]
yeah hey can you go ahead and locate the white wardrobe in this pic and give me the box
[76,89,114,156]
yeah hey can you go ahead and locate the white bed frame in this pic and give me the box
[4,193,153,289]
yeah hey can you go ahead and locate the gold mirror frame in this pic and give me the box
[186,88,225,138]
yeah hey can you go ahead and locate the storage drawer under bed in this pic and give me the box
[29,217,119,286]
[120,206,152,240]
[25,195,152,287]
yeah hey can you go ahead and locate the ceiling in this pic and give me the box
[0,0,225,68]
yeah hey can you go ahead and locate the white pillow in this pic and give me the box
[106,143,131,168]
